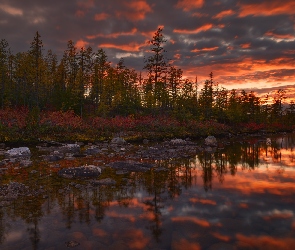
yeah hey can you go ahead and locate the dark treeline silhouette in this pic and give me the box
[1,29,295,127]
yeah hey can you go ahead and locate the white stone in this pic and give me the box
[6,147,31,157]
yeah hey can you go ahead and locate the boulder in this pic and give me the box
[85,146,101,155]
[111,137,126,144]
[58,165,101,179]
[5,147,31,157]
[61,144,80,153]
[205,136,217,147]
[110,161,154,172]
[170,138,186,145]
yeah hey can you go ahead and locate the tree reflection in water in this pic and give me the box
[0,133,294,248]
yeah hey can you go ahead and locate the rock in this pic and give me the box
[110,161,154,172]
[205,136,217,147]
[57,165,101,179]
[170,138,186,145]
[62,144,80,153]
[43,152,63,162]
[5,147,31,157]
[19,159,33,168]
[111,137,126,144]
[85,146,101,155]
[0,143,5,149]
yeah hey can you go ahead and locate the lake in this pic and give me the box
[0,133,295,250]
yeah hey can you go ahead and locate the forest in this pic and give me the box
[0,28,295,142]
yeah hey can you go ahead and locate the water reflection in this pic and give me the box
[0,133,295,249]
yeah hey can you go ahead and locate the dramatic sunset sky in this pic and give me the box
[0,0,295,98]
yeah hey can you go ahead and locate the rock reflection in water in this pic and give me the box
[0,133,294,249]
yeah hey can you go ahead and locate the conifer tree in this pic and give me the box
[0,39,10,108]
[144,27,169,109]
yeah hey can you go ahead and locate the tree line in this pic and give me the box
[0,28,294,126]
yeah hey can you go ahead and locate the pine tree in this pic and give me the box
[0,39,10,108]
[144,27,169,109]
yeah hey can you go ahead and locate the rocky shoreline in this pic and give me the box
[0,133,283,205]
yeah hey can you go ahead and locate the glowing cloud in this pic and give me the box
[240,43,251,49]
[0,4,23,16]
[75,39,89,49]
[175,0,204,11]
[87,28,138,39]
[94,13,109,21]
[191,46,219,53]
[115,0,152,21]
[99,42,145,52]
[239,1,295,17]
[236,234,295,249]
[171,216,210,227]
[213,9,235,19]
[174,24,213,34]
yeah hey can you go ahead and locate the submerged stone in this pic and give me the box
[58,165,101,179]
[91,178,117,186]
[110,161,154,172]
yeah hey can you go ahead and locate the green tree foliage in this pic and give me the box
[143,27,169,110]
[0,30,293,131]
[0,39,11,108]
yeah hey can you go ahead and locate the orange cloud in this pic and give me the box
[189,197,217,205]
[0,4,23,16]
[75,10,85,18]
[172,216,210,227]
[236,234,295,249]
[94,13,109,21]
[239,203,249,208]
[240,43,251,49]
[212,232,231,242]
[213,9,235,19]
[115,0,152,21]
[174,53,181,59]
[174,24,213,34]
[105,210,136,222]
[191,46,219,53]
[87,28,138,39]
[264,31,295,40]
[99,42,146,52]
[75,39,89,49]
[175,0,204,11]
[113,229,150,249]
[77,0,95,9]
[260,209,294,220]
[239,1,295,17]
[171,238,201,250]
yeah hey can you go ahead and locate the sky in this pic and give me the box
[0,0,295,99]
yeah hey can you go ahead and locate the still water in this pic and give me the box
[0,133,295,250]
